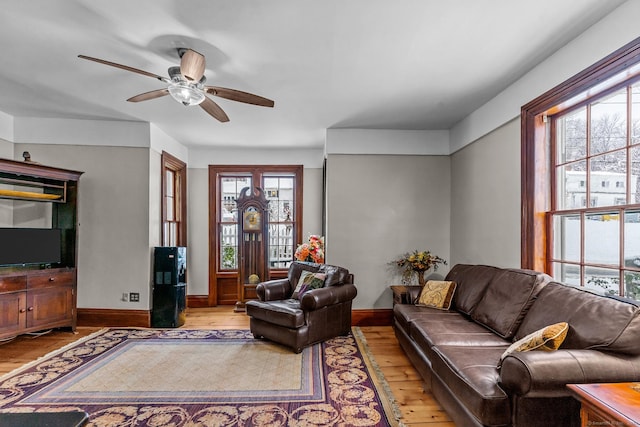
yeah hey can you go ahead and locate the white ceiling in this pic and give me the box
[0,0,628,149]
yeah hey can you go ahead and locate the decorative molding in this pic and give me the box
[77,308,150,328]
[77,307,393,328]
[326,129,450,156]
[352,309,393,327]
[187,295,209,308]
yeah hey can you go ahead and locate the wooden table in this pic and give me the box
[390,285,421,306]
[390,285,408,306]
[568,382,640,427]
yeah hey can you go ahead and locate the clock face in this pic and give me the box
[243,206,261,231]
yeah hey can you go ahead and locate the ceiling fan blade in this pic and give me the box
[205,86,274,107]
[78,55,168,82]
[180,49,206,82]
[200,97,230,122]
[127,89,169,102]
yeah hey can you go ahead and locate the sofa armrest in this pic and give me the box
[500,349,640,397]
[256,279,292,301]
[406,286,422,304]
[300,284,357,311]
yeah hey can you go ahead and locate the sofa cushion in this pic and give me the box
[319,263,351,286]
[500,322,568,364]
[415,280,457,310]
[431,345,511,426]
[393,303,462,333]
[245,299,305,329]
[471,268,550,339]
[515,282,640,355]
[445,264,501,315]
[410,314,510,350]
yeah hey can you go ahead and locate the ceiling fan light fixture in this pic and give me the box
[168,81,205,106]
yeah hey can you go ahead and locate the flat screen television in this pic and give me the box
[0,228,61,266]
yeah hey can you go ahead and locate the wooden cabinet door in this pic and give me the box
[26,286,73,330]
[0,292,26,338]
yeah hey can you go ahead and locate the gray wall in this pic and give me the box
[14,143,153,310]
[325,154,451,309]
[187,168,209,296]
[2,120,527,311]
[450,118,521,267]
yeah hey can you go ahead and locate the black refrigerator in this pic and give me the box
[151,246,187,328]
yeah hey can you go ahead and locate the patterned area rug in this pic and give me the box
[0,328,401,426]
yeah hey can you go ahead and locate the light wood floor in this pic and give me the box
[0,307,454,426]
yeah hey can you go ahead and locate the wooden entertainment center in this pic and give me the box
[0,158,83,341]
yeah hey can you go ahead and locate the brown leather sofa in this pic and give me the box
[246,261,357,353]
[394,264,640,427]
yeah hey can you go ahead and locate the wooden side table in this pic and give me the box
[568,382,640,427]
[390,285,421,306]
[390,285,407,306]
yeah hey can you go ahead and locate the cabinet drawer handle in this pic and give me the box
[19,308,26,313]
[49,277,55,281]
[27,307,34,311]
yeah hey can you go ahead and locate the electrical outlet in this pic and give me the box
[129,292,140,302]
[122,292,128,302]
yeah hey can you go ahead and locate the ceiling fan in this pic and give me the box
[78,48,274,122]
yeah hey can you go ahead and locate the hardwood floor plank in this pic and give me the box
[0,307,454,426]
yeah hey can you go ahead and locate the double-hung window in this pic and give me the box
[161,152,187,247]
[522,38,640,302]
[550,82,640,299]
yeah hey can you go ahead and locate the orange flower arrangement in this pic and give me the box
[294,235,325,263]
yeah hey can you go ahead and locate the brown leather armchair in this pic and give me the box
[246,261,357,353]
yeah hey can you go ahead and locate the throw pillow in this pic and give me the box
[292,270,326,299]
[499,322,569,364]
[415,280,457,310]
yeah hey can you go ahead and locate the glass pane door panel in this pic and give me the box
[219,224,238,269]
[220,177,251,222]
[584,213,619,265]
[552,214,580,262]
[268,223,293,268]
[264,175,295,269]
[264,176,294,221]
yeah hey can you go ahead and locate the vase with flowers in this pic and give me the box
[294,235,325,264]
[391,249,446,286]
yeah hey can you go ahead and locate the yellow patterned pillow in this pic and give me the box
[500,322,569,363]
[415,280,456,310]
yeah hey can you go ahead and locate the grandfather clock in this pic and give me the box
[235,186,270,312]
